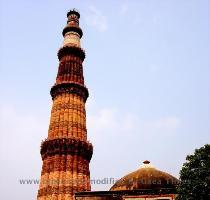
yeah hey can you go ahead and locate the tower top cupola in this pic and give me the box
[67,9,80,19]
[62,9,83,47]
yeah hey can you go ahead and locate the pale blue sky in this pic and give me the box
[0,0,209,199]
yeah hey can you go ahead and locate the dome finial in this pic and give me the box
[143,160,150,164]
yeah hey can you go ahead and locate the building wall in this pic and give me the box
[75,194,176,200]
[75,196,122,200]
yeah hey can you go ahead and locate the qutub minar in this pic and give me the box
[37,10,93,200]
[38,9,178,200]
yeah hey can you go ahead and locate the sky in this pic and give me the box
[0,0,209,199]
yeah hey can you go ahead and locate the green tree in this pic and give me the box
[177,144,210,200]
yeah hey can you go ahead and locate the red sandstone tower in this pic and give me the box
[37,10,93,200]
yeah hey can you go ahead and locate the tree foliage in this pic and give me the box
[177,144,210,200]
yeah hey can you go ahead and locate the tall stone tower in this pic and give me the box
[37,10,93,200]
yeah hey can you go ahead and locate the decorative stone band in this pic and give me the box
[58,45,85,61]
[48,121,87,132]
[52,103,85,114]
[63,25,83,38]
[50,82,89,102]
[40,138,93,161]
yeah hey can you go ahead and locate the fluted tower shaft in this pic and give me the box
[37,10,93,200]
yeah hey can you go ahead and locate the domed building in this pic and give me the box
[75,160,179,200]
[110,160,178,191]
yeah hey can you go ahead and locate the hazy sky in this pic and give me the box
[0,0,209,199]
